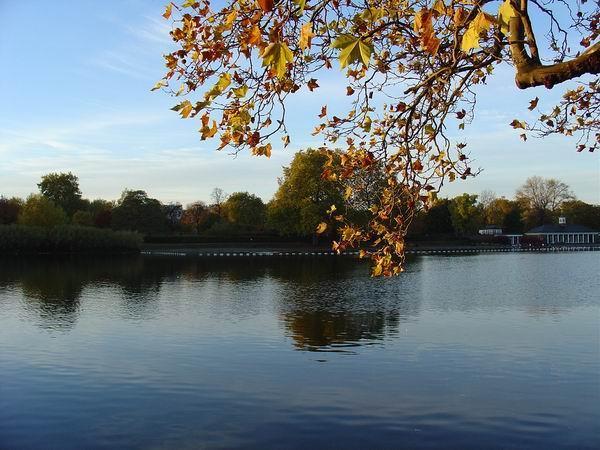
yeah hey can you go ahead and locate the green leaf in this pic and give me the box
[331,34,373,68]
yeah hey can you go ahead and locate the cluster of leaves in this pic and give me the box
[157,0,598,275]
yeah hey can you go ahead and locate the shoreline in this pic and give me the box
[140,243,600,257]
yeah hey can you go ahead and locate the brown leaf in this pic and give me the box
[258,0,274,13]
[528,97,539,111]
[307,78,319,91]
[510,119,526,129]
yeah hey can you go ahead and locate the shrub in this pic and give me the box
[0,225,142,254]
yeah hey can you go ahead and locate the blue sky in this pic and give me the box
[0,0,598,205]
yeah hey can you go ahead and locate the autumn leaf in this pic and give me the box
[200,120,218,140]
[362,116,372,132]
[461,12,494,52]
[258,0,274,13]
[162,3,172,19]
[261,42,293,78]
[432,0,447,15]
[248,25,263,47]
[224,9,238,29]
[179,100,193,119]
[498,0,517,36]
[233,85,249,98]
[319,105,327,118]
[307,78,319,91]
[372,263,383,277]
[151,80,167,91]
[293,0,306,15]
[252,143,272,157]
[331,34,373,68]
[528,97,539,111]
[316,222,328,234]
[413,9,441,55]
[172,100,194,119]
[412,159,424,171]
[299,22,315,50]
[510,119,527,129]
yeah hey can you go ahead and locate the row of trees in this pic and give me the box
[1,155,598,240]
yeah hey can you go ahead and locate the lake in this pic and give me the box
[1,253,599,449]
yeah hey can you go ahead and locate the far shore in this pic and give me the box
[140,241,600,257]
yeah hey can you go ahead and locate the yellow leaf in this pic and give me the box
[344,186,353,199]
[179,100,193,118]
[233,85,248,98]
[461,11,494,52]
[316,222,328,234]
[331,34,373,68]
[498,0,516,36]
[261,42,294,78]
[362,116,372,132]
[224,9,238,29]
[299,22,315,50]
[372,263,382,277]
[432,0,447,15]
[200,120,218,140]
[151,80,167,91]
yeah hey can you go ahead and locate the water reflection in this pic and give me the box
[1,253,599,450]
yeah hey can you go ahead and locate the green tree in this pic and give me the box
[0,196,23,225]
[72,210,94,227]
[37,172,83,218]
[449,194,484,236]
[560,200,600,229]
[268,149,344,238]
[485,198,524,233]
[18,194,67,228]
[422,198,455,236]
[223,192,266,229]
[112,190,165,234]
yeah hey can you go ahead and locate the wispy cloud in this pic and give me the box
[89,15,171,81]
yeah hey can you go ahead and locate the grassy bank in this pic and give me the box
[0,225,142,254]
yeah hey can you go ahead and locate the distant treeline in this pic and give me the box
[1,152,599,247]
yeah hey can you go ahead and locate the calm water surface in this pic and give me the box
[1,253,599,449]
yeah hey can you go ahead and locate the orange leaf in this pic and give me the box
[162,3,172,19]
[248,25,262,47]
[316,222,328,234]
[258,0,274,12]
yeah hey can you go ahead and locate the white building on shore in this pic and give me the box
[525,217,598,245]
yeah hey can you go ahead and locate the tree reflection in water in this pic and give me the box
[0,255,423,348]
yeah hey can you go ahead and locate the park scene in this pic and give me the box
[1,1,599,449]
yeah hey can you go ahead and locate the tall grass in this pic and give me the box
[0,225,142,254]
